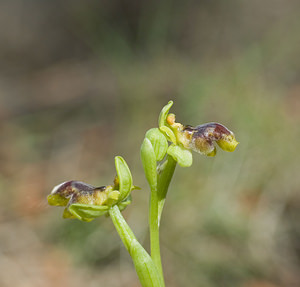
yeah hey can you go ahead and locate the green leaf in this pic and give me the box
[145,128,168,161]
[130,239,164,287]
[167,145,193,167]
[158,101,173,128]
[141,138,157,191]
[68,203,109,222]
[115,156,133,201]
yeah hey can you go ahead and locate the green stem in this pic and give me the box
[157,155,177,224]
[149,155,177,287]
[109,205,164,287]
[149,185,165,287]
[109,205,136,251]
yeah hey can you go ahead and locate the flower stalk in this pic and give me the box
[157,155,177,224]
[109,205,164,287]
[47,100,238,287]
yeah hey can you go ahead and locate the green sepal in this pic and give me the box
[167,144,193,167]
[159,126,177,144]
[63,208,76,219]
[118,196,132,212]
[130,239,164,287]
[115,156,133,202]
[145,128,168,161]
[141,138,157,191]
[68,203,109,222]
[158,101,173,128]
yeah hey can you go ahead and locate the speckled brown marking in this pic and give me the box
[94,186,106,192]
[182,125,193,140]
[192,123,232,142]
[67,192,83,206]
[181,123,233,154]
[54,181,102,197]
[212,123,231,136]
[52,181,109,206]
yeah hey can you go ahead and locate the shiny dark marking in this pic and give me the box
[184,122,231,142]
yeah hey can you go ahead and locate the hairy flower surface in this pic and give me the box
[167,114,238,156]
[47,156,134,221]
[47,181,113,207]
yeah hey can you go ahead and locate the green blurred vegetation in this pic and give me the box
[0,1,299,287]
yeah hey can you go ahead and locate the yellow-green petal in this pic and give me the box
[167,144,193,167]
[216,136,239,152]
[47,194,69,207]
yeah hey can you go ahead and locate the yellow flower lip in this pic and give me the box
[216,136,239,152]
[47,194,69,206]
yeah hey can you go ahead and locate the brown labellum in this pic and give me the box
[179,123,238,156]
[48,181,107,206]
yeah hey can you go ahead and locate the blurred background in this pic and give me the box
[0,1,299,286]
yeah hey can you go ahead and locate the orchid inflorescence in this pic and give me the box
[47,101,238,287]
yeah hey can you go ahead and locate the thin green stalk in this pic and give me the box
[109,205,136,251]
[149,155,177,287]
[149,186,165,287]
[109,205,164,287]
[157,155,177,224]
